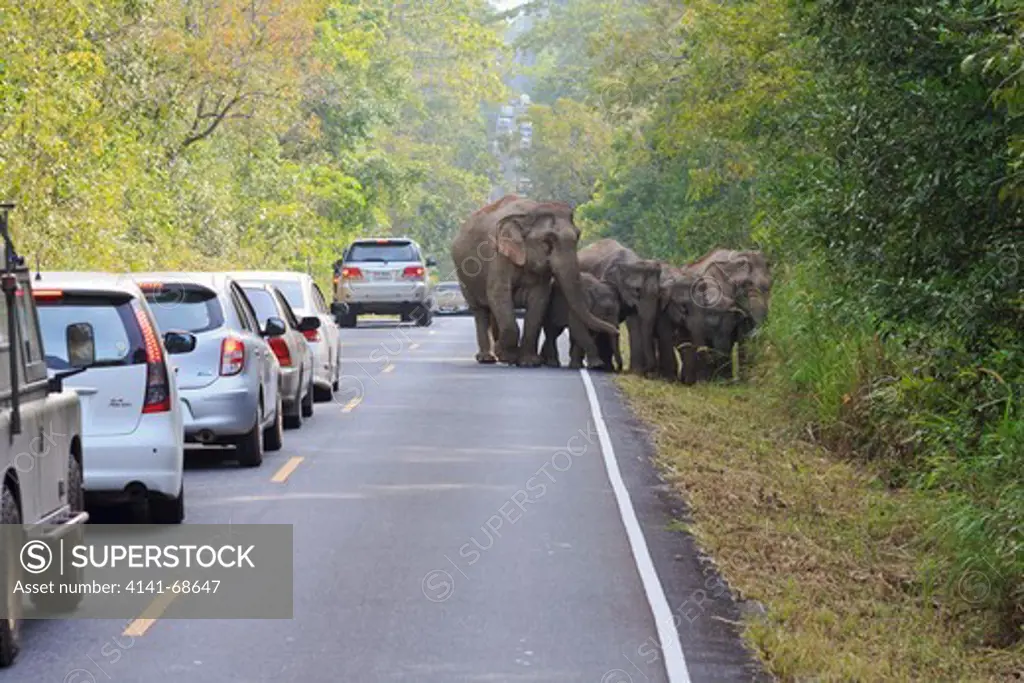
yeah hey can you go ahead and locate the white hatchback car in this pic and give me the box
[226,271,341,401]
[33,272,194,523]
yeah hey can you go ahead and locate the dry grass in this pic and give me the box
[616,375,1024,682]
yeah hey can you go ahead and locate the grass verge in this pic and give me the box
[616,375,1024,682]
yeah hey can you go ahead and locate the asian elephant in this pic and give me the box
[577,239,662,374]
[451,195,620,366]
[654,262,745,384]
[540,272,622,370]
[690,249,772,372]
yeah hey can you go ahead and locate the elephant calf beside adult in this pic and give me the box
[540,272,622,370]
[577,239,662,374]
[451,195,620,366]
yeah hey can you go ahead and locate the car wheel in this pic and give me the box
[0,484,22,667]
[314,384,332,402]
[236,409,264,468]
[149,485,185,524]
[415,304,432,327]
[264,393,284,451]
[67,453,84,513]
[283,381,302,430]
[301,378,314,418]
[32,525,86,613]
[337,310,357,328]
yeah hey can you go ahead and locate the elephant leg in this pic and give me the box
[518,283,551,367]
[567,310,603,370]
[540,323,562,367]
[681,343,699,384]
[613,334,624,372]
[472,308,496,364]
[490,282,519,365]
[568,337,586,369]
[625,315,648,374]
[656,319,679,380]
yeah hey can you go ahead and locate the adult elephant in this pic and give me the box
[578,239,662,374]
[654,263,745,384]
[691,249,772,372]
[451,195,620,366]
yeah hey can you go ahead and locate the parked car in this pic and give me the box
[0,204,89,665]
[432,281,469,315]
[34,272,193,523]
[132,272,283,467]
[331,237,437,328]
[226,271,340,401]
[237,281,316,429]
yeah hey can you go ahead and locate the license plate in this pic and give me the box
[371,271,393,281]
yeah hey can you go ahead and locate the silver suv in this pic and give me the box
[331,238,436,327]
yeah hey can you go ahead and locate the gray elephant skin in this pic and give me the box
[540,272,622,370]
[451,195,620,366]
[654,249,772,383]
[577,239,662,374]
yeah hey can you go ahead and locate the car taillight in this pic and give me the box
[31,288,64,302]
[268,336,292,367]
[302,328,320,342]
[402,266,425,280]
[341,267,363,281]
[134,306,171,414]
[220,337,245,376]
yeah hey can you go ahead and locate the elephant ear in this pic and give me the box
[496,214,528,267]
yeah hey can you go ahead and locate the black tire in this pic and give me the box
[67,453,84,515]
[0,484,22,667]
[313,383,333,402]
[283,384,302,430]
[337,309,357,328]
[236,409,264,468]
[414,304,432,327]
[301,377,314,418]
[148,485,185,524]
[264,393,284,451]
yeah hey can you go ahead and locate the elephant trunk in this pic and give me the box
[553,258,620,338]
[747,291,769,326]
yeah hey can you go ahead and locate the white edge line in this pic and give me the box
[580,368,692,683]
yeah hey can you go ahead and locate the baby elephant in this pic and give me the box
[541,273,622,370]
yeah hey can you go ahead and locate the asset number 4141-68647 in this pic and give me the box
[125,580,221,594]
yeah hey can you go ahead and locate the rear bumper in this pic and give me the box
[339,282,428,308]
[82,419,183,499]
[179,378,259,440]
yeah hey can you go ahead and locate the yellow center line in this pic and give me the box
[342,397,362,413]
[123,589,177,637]
[382,364,395,374]
[271,456,305,483]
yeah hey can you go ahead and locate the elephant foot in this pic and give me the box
[475,352,497,364]
[584,359,606,371]
[544,356,561,368]
[496,349,519,365]
[518,353,544,368]
[569,358,585,370]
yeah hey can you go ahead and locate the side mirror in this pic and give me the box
[163,331,197,355]
[262,317,287,337]
[66,322,95,368]
[297,316,321,332]
[425,257,438,267]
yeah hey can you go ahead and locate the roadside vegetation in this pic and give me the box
[517,0,1024,676]
[0,0,508,277]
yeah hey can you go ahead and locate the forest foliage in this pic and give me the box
[0,0,508,277]
[519,0,1023,645]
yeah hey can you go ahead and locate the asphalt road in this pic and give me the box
[11,316,765,683]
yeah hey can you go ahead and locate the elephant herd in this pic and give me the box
[450,195,772,383]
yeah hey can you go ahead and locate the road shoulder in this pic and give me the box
[588,371,770,683]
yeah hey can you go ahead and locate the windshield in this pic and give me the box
[36,297,145,369]
[143,284,224,333]
[346,242,417,263]
[242,287,281,326]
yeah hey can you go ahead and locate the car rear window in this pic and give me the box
[346,242,417,263]
[36,295,146,369]
[265,280,306,311]
[142,284,224,333]
[241,287,281,327]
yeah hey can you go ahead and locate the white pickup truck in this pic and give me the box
[0,204,89,666]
